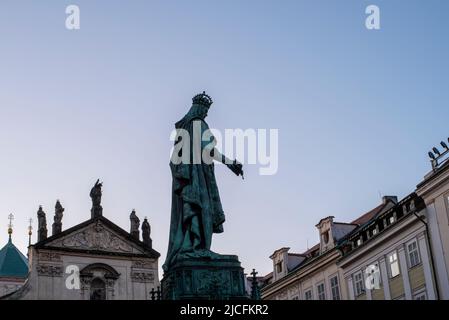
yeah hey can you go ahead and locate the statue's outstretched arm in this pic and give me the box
[210,147,244,179]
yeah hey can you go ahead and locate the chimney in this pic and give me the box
[382,195,398,204]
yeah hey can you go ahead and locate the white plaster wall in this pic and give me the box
[19,248,159,300]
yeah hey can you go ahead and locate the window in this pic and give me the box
[388,251,400,278]
[317,282,326,300]
[414,291,427,300]
[90,278,106,300]
[354,271,365,296]
[304,289,313,300]
[276,261,283,273]
[372,228,377,236]
[356,238,362,246]
[292,296,299,300]
[407,240,421,268]
[330,276,341,300]
[389,216,395,224]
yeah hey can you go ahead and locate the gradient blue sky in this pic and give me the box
[1,0,449,276]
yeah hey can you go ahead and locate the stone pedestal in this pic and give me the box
[161,254,247,300]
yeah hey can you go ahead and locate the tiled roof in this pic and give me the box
[350,203,386,225]
[262,200,394,285]
[0,238,28,278]
[301,243,320,256]
[299,203,387,258]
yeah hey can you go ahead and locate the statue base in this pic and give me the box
[161,254,248,300]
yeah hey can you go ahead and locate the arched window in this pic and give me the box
[90,278,106,300]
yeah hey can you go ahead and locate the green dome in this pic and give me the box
[0,238,28,278]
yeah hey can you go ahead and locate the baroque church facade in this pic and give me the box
[1,181,161,300]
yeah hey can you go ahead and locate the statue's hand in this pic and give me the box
[227,160,244,179]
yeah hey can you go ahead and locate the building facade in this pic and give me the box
[261,197,396,300]
[261,137,449,300]
[416,150,449,299]
[338,193,437,300]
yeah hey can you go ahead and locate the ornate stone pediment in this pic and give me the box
[46,220,142,254]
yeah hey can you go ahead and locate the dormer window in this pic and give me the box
[322,230,329,244]
[276,261,283,273]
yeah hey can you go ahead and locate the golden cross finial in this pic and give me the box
[8,213,14,227]
[8,213,14,238]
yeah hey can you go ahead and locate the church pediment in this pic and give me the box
[36,217,158,257]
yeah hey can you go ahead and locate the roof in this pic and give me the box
[269,247,290,259]
[350,203,386,225]
[301,203,389,258]
[34,216,160,259]
[315,216,335,226]
[261,198,398,291]
[301,243,320,256]
[337,192,425,262]
[0,238,28,278]
[288,253,306,258]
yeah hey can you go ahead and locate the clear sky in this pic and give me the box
[1,0,449,276]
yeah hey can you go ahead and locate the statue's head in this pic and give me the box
[192,91,213,119]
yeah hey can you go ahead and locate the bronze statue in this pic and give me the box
[163,92,243,271]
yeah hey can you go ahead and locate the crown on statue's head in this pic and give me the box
[192,91,213,108]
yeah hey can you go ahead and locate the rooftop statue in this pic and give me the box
[37,206,47,242]
[90,179,103,218]
[52,200,64,235]
[130,209,140,240]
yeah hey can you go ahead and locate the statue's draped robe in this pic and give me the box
[163,105,225,271]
